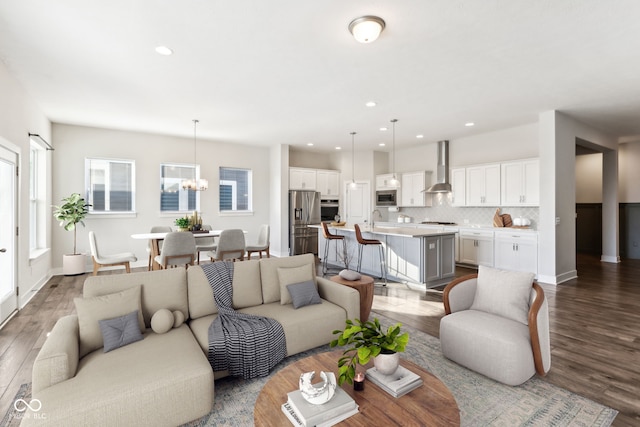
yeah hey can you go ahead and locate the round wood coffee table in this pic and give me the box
[329,274,374,321]
[254,350,460,426]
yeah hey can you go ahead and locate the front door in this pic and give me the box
[0,144,18,326]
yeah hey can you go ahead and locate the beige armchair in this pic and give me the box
[439,266,551,386]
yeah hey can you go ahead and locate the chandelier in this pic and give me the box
[182,119,208,191]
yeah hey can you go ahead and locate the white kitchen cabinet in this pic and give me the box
[459,229,494,267]
[376,173,400,190]
[316,170,340,197]
[494,232,538,275]
[501,159,539,206]
[289,168,317,190]
[465,163,500,206]
[450,168,466,206]
[400,171,432,207]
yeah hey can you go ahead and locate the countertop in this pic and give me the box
[310,223,457,238]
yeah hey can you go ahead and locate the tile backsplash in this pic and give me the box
[382,195,539,229]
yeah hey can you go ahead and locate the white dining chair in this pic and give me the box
[246,224,270,259]
[206,229,245,262]
[89,231,138,276]
[147,225,172,270]
[195,224,217,264]
[154,232,196,269]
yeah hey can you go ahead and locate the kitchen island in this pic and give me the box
[313,223,457,289]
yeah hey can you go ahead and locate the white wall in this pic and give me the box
[576,153,603,203]
[51,124,272,271]
[619,142,640,202]
[538,111,618,284]
[450,123,539,167]
[289,149,338,170]
[0,61,53,308]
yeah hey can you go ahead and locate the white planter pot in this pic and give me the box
[373,351,400,375]
[63,254,86,276]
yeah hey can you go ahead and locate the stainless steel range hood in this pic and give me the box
[423,140,452,193]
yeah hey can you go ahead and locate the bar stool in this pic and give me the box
[321,222,347,275]
[354,224,387,285]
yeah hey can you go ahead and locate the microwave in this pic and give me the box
[376,189,397,206]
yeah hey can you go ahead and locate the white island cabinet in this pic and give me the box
[315,224,456,289]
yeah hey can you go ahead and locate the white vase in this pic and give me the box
[374,351,400,375]
[63,254,86,276]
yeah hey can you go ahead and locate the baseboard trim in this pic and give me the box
[537,269,577,285]
[600,255,621,263]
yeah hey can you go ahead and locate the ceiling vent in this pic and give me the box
[423,140,452,193]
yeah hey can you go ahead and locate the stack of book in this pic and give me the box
[281,387,359,427]
[365,365,423,398]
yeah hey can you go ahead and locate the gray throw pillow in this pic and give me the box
[99,310,144,353]
[286,280,322,309]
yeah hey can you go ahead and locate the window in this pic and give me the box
[29,139,47,253]
[160,163,198,212]
[85,158,135,213]
[219,167,252,213]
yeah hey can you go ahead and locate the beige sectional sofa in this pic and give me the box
[22,254,359,426]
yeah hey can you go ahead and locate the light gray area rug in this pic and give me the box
[1,314,617,427]
[186,314,616,426]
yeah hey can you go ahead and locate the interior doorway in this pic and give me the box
[344,181,370,225]
[0,144,18,326]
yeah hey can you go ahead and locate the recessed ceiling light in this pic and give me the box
[366,101,377,107]
[379,143,386,147]
[335,146,342,150]
[465,122,475,127]
[379,127,388,131]
[416,134,424,139]
[307,142,314,146]
[155,46,173,56]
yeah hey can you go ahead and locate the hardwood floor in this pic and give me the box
[372,255,640,426]
[0,255,638,425]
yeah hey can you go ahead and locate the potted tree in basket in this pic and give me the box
[330,318,409,385]
[53,193,91,276]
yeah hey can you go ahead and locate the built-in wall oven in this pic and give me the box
[320,199,340,222]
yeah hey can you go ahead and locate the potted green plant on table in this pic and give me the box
[174,217,191,231]
[330,318,409,385]
[53,193,91,276]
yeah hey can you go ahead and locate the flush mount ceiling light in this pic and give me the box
[181,119,208,191]
[155,45,173,56]
[349,16,385,43]
[365,101,377,107]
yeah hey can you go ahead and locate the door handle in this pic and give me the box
[0,248,6,252]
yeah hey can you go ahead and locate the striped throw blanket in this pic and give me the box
[202,261,287,379]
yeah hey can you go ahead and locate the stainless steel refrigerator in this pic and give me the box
[289,190,321,256]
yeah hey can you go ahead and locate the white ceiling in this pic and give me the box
[1,0,640,152]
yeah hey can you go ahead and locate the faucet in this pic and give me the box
[371,209,382,229]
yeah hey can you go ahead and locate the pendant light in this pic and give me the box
[350,132,357,189]
[389,119,399,187]
[181,119,208,191]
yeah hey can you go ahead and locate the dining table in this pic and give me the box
[131,230,226,270]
